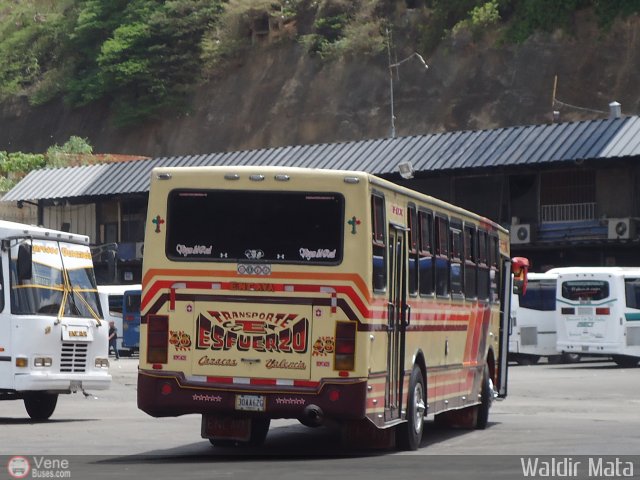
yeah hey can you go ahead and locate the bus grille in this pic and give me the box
[520,327,538,346]
[60,343,88,373]
[626,327,640,346]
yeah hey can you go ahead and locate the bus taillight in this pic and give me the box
[335,321,356,371]
[147,315,169,364]
[595,307,610,315]
[561,307,575,315]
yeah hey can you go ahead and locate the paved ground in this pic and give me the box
[1,357,638,479]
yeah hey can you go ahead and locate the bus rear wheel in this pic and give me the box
[475,366,492,430]
[612,355,639,368]
[24,392,58,420]
[515,354,539,366]
[396,366,425,451]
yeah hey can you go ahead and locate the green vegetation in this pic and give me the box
[0,0,639,125]
[0,136,94,192]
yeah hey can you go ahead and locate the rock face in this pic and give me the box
[1,11,639,158]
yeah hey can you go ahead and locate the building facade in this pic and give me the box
[3,114,640,282]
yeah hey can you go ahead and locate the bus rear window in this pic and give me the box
[561,280,609,301]
[518,280,556,311]
[166,190,344,264]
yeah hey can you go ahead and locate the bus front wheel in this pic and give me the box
[396,366,426,451]
[23,392,58,420]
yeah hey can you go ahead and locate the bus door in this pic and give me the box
[500,258,516,398]
[385,225,409,422]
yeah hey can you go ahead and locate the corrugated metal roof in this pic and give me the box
[4,115,640,202]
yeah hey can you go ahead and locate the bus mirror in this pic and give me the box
[17,243,33,281]
[511,256,530,295]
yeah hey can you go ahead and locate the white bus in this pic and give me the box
[509,272,560,365]
[555,267,640,368]
[97,284,141,356]
[0,220,111,419]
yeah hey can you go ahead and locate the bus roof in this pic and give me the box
[0,219,90,244]
[548,266,640,277]
[150,165,507,234]
[97,284,142,295]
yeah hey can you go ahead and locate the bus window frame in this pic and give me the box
[435,214,450,298]
[418,209,435,297]
[450,219,464,298]
[477,230,490,300]
[407,204,419,297]
[463,223,477,300]
[371,192,387,294]
[489,234,500,303]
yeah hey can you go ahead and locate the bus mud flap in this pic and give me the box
[340,419,395,449]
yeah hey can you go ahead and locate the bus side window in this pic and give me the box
[450,220,463,296]
[489,234,500,303]
[477,230,489,300]
[435,215,450,297]
[625,278,640,309]
[371,194,387,292]
[418,210,434,296]
[408,205,418,296]
[464,224,477,299]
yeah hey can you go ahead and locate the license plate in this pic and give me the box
[235,394,265,412]
[201,415,250,441]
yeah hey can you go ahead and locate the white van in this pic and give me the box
[97,285,141,356]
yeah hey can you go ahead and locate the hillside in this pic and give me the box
[1,5,639,158]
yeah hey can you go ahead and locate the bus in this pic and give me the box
[122,287,142,353]
[555,267,640,368]
[0,220,111,420]
[137,166,528,450]
[97,284,141,356]
[509,272,558,365]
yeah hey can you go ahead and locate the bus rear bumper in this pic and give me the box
[137,369,367,421]
[559,342,624,355]
[14,372,112,392]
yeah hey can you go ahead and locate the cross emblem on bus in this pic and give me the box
[348,216,361,235]
[152,215,165,233]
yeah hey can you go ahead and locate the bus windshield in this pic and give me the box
[166,189,344,264]
[10,239,100,317]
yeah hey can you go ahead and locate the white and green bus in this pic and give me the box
[555,267,640,368]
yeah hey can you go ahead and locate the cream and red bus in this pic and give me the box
[137,166,527,450]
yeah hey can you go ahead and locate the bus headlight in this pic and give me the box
[95,358,109,368]
[34,357,53,367]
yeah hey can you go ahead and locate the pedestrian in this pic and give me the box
[108,321,120,360]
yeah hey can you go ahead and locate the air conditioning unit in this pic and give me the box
[510,224,532,245]
[608,218,636,240]
[135,242,144,259]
